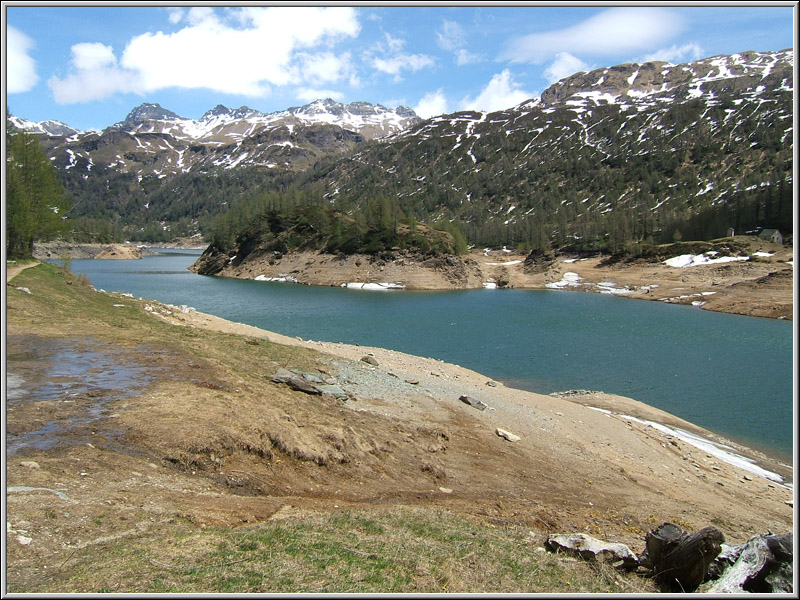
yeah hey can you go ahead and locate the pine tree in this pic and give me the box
[6,126,72,258]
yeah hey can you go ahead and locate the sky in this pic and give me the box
[4,3,796,132]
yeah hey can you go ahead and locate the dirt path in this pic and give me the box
[6,260,41,282]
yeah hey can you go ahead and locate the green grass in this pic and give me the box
[37,507,655,594]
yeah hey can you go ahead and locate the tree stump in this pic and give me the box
[639,522,725,592]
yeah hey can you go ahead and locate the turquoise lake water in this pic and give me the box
[64,249,795,462]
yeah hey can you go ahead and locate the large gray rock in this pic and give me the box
[315,384,349,399]
[459,395,488,410]
[546,533,639,570]
[272,368,322,395]
[704,533,793,593]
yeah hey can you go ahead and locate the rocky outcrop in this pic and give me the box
[522,249,558,274]
[32,242,150,260]
[705,533,793,593]
[95,245,143,260]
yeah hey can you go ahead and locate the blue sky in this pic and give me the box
[4,3,796,131]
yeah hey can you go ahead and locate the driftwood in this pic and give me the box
[543,523,791,593]
[639,522,725,592]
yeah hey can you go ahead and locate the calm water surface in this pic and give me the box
[68,249,794,461]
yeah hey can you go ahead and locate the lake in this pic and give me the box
[64,249,794,462]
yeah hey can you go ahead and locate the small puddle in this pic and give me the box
[6,336,164,455]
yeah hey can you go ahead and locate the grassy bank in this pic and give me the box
[11,505,650,594]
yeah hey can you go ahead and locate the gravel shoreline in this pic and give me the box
[155,299,794,489]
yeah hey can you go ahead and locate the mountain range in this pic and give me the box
[8,49,793,249]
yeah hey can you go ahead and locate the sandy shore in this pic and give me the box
[161,301,793,472]
[142,297,795,539]
[195,236,794,320]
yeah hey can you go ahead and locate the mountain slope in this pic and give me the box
[8,99,420,241]
[299,49,792,249]
[8,50,793,248]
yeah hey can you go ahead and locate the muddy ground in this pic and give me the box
[4,260,795,593]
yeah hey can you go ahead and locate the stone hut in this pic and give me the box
[758,229,783,245]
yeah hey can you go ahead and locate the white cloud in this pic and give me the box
[366,30,435,82]
[297,51,354,84]
[455,48,481,66]
[167,8,184,24]
[414,89,449,119]
[372,54,435,80]
[186,7,215,26]
[437,20,466,52]
[502,7,685,64]
[437,19,481,66]
[383,32,406,54]
[47,7,361,103]
[460,70,533,113]
[544,52,589,84]
[296,87,345,102]
[640,43,703,64]
[7,26,38,94]
[70,42,117,71]
[49,43,139,103]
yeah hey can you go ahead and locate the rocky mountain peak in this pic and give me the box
[203,104,232,118]
[395,105,417,118]
[123,102,183,124]
[7,114,81,136]
[201,104,259,120]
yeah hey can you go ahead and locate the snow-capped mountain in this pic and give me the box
[539,48,792,107]
[305,49,793,246]
[7,114,82,137]
[10,99,421,177]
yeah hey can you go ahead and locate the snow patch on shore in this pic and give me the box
[485,260,522,266]
[255,274,298,283]
[546,272,582,288]
[664,253,750,268]
[588,407,786,485]
[343,282,405,291]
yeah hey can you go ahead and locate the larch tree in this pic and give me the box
[6,126,72,258]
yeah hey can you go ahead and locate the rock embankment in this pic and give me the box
[190,237,793,320]
[33,242,156,260]
[191,247,486,290]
